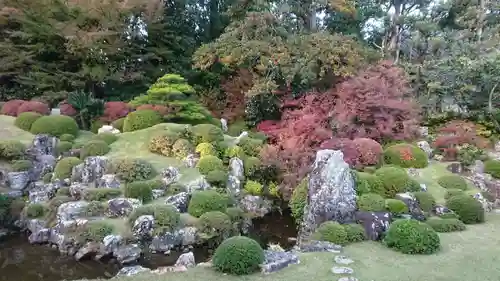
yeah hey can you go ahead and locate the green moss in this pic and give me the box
[374,166,411,198]
[290,178,308,225]
[124,181,154,203]
[0,140,26,160]
[123,109,163,132]
[83,188,122,201]
[92,132,118,145]
[80,140,110,159]
[30,115,79,137]
[188,190,228,217]
[196,155,224,175]
[11,160,32,172]
[53,157,82,180]
[15,112,42,131]
[437,175,468,190]
[312,221,348,246]
[244,180,263,196]
[357,193,386,212]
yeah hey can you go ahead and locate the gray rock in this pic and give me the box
[234,131,248,145]
[447,163,463,174]
[416,140,432,158]
[395,192,425,220]
[226,175,242,196]
[57,201,90,223]
[107,198,141,217]
[432,204,455,217]
[180,227,198,246]
[418,126,429,137]
[261,250,299,273]
[152,189,165,199]
[69,182,88,200]
[31,155,56,181]
[406,168,420,177]
[75,241,101,261]
[150,230,184,253]
[99,234,123,258]
[298,150,356,243]
[331,267,354,274]
[165,192,190,213]
[31,134,58,156]
[338,277,359,281]
[472,160,485,174]
[474,192,493,212]
[2,190,23,198]
[298,241,342,253]
[220,118,228,132]
[355,211,390,241]
[175,251,195,268]
[115,244,142,264]
[7,171,30,190]
[184,176,210,193]
[229,157,244,179]
[132,215,155,238]
[162,166,180,186]
[28,182,58,203]
[96,174,120,189]
[240,195,271,217]
[184,154,199,168]
[72,156,108,185]
[420,183,427,192]
[334,255,354,265]
[115,265,150,277]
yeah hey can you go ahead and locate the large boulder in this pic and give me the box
[395,193,425,221]
[355,211,392,241]
[297,150,356,244]
[71,156,108,185]
[97,125,120,135]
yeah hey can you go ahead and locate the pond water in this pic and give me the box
[0,210,297,281]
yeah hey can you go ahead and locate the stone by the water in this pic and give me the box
[331,266,354,274]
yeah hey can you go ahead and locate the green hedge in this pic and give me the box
[30,115,79,137]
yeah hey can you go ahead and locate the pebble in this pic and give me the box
[331,266,354,274]
[334,255,354,265]
[338,277,359,281]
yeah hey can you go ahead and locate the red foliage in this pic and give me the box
[352,138,383,166]
[101,102,131,122]
[218,69,253,122]
[332,60,420,142]
[1,100,25,116]
[320,138,360,167]
[17,101,50,115]
[59,100,77,116]
[136,104,173,116]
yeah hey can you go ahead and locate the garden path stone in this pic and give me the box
[331,266,354,274]
[334,255,354,265]
[338,277,359,281]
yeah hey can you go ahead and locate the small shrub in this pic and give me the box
[30,115,79,137]
[0,140,26,160]
[136,104,171,116]
[76,221,114,243]
[93,133,118,145]
[267,182,280,197]
[352,138,383,166]
[172,138,193,159]
[196,142,217,157]
[80,140,110,159]
[11,160,32,172]
[101,101,130,122]
[405,178,422,192]
[196,155,224,175]
[188,190,228,217]
[107,158,156,182]
[124,181,154,203]
[289,178,308,225]
[357,193,386,212]
[85,201,108,216]
[111,118,125,131]
[374,166,410,198]
[1,100,25,116]
[56,141,73,155]
[206,170,228,189]
[385,199,408,215]
[123,109,162,132]
[225,207,245,223]
[384,143,428,168]
[312,221,348,246]
[446,194,485,224]
[425,217,466,232]
[83,188,122,201]
[244,180,263,195]
[484,160,500,179]
[354,172,384,196]
[148,131,179,157]
[15,112,42,131]
[90,120,105,134]
[225,146,245,159]
[59,134,76,142]
[192,124,224,144]
[458,144,485,166]
[197,211,233,239]
[212,236,264,275]
[152,204,181,234]
[384,219,440,254]
[239,137,263,157]
[53,157,82,180]
[413,192,436,212]
[243,157,261,177]
[444,189,465,200]
[17,101,50,115]
[437,175,467,190]
[25,203,45,218]
[344,223,366,243]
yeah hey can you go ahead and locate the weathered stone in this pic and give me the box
[298,150,356,243]
[107,198,141,217]
[406,168,420,177]
[96,174,121,189]
[338,277,359,281]
[31,134,58,156]
[162,166,180,186]
[240,195,271,217]
[165,192,190,213]
[72,156,108,185]
[31,155,56,181]
[175,252,195,268]
[149,228,197,253]
[28,182,58,203]
[184,154,199,168]
[447,163,463,174]
[355,211,391,241]
[226,175,242,195]
[115,244,142,264]
[261,250,299,273]
[133,215,155,238]
[152,189,165,199]
[184,177,210,193]
[298,240,342,253]
[152,265,188,274]
[334,255,354,265]
[420,183,428,192]
[75,241,101,261]
[69,182,88,200]
[97,125,120,135]
[418,126,429,137]
[7,171,30,190]
[416,140,432,158]
[57,201,90,224]
[180,227,198,246]
[395,192,425,221]
[331,267,354,274]
[233,131,248,145]
[229,157,244,179]
[473,192,493,212]
[116,265,150,277]
[99,234,123,258]
[220,118,228,132]
[432,204,455,216]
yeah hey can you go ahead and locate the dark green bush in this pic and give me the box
[446,194,485,224]
[197,211,233,239]
[0,140,26,160]
[439,212,460,219]
[123,109,162,132]
[92,133,118,145]
[152,204,181,234]
[385,199,408,214]
[188,190,228,217]
[383,143,428,168]
[238,137,263,157]
[425,217,466,233]
[444,189,465,201]
[83,188,122,201]
[344,223,366,244]
[80,140,110,159]
[437,175,468,190]
[56,141,73,155]
[84,201,108,216]
[404,178,422,192]
[15,112,42,131]
[374,166,410,198]
[30,115,79,137]
[289,178,308,225]
[11,160,32,172]
[384,219,440,254]
[107,158,156,182]
[243,157,261,177]
[25,203,46,218]
[192,124,224,144]
[212,236,265,275]
[484,160,500,179]
[53,157,82,179]
[357,193,386,212]
[111,118,125,131]
[196,155,224,175]
[312,221,348,245]
[354,172,384,196]
[206,170,228,189]
[59,134,76,142]
[225,207,245,223]
[413,192,436,212]
[124,181,154,203]
[76,221,114,243]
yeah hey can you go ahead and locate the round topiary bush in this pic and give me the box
[352,138,383,166]
[195,142,217,157]
[244,180,263,195]
[344,223,366,243]
[172,138,193,159]
[123,109,163,132]
[15,112,42,131]
[101,101,131,123]
[25,203,46,218]
[383,143,428,168]
[484,160,500,178]
[225,146,245,159]
[312,221,348,245]
[385,199,408,215]
[413,192,436,212]
[384,219,440,254]
[111,117,125,131]
[444,189,465,200]
[446,194,485,224]
[239,137,263,157]
[80,140,110,159]
[289,178,308,225]
[404,178,422,192]
[374,166,410,198]
[30,115,79,137]
[425,217,466,232]
[354,172,384,196]
[107,158,156,182]
[205,170,228,189]
[92,133,118,145]
[212,236,265,275]
[437,175,468,190]
[1,100,25,116]
[243,157,261,177]
[56,141,73,155]
[0,140,26,160]
[188,190,228,217]
[197,211,233,238]
[17,101,50,115]
[196,155,224,175]
[11,160,32,172]
[59,134,76,142]
[148,131,180,157]
[54,157,82,180]
[151,204,181,234]
[192,124,224,144]
[357,193,386,212]
[124,181,154,203]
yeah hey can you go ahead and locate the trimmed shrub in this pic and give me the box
[124,181,154,203]
[25,203,46,218]
[206,170,228,189]
[92,133,118,145]
[107,158,156,182]
[53,157,82,180]
[405,178,422,192]
[352,138,383,166]
[385,199,408,215]
[188,190,228,217]
[290,178,308,225]
[101,101,130,123]
[197,211,233,239]
[425,217,466,233]
[413,192,436,212]
[80,140,110,159]
[384,219,440,254]
[56,141,73,155]
[446,194,485,224]
[383,143,428,168]
[30,115,79,137]
[151,204,181,234]
[344,223,366,243]
[76,221,114,243]
[59,134,76,142]
[239,137,263,157]
[83,188,122,201]
[15,112,42,131]
[354,172,384,196]
[484,160,500,178]
[196,155,224,175]
[1,100,24,116]
[17,101,50,115]
[244,180,263,195]
[225,207,245,223]
[172,138,193,159]
[225,146,245,159]
[111,118,125,131]
[90,120,105,134]
[243,157,261,177]
[123,109,162,132]
[59,100,77,116]
[212,236,264,275]
[374,166,410,198]
[437,175,467,190]
[192,124,224,144]
[196,142,217,157]
[312,221,348,246]
[444,189,465,201]
[11,160,32,172]
[148,131,180,157]
[0,140,26,160]
[357,193,386,212]
[136,104,171,116]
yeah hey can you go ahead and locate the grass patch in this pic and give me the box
[0,115,35,145]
